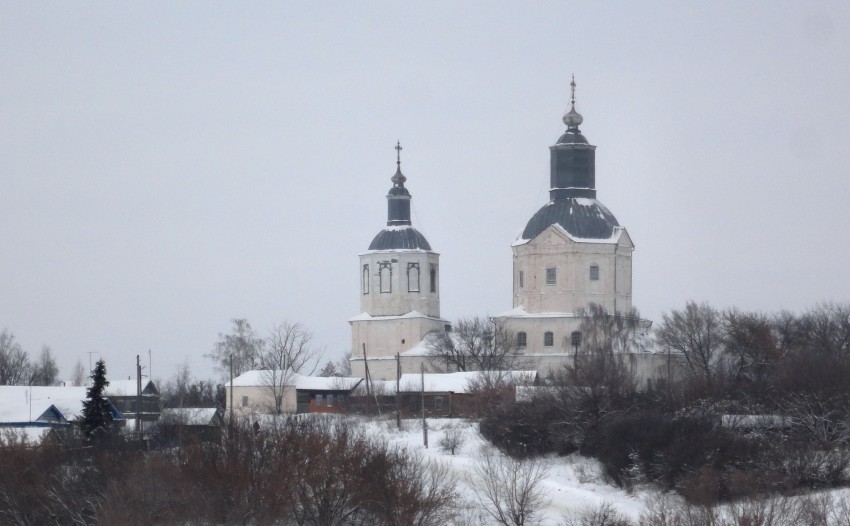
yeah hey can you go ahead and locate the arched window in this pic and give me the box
[362,264,369,295]
[544,331,554,347]
[516,331,527,349]
[379,262,392,293]
[407,262,420,292]
[589,265,599,281]
[430,264,437,293]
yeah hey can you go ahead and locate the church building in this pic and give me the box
[349,144,448,380]
[494,78,648,372]
[350,80,659,381]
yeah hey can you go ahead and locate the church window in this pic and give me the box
[590,265,599,281]
[544,331,554,347]
[546,267,556,285]
[516,331,527,348]
[519,270,524,288]
[407,262,420,292]
[379,262,392,293]
[362,264,370,294]
[571,331,582,348]
[430,264,437,293]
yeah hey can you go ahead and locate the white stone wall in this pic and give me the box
[359,250,440,317]
[512,226,633,315]
[225,384,298,415]
[350,315,447,360]
[350,354,434,382]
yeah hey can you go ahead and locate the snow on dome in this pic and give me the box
[518,198,621,243]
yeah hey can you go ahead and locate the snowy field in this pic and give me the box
[357,416,651,525]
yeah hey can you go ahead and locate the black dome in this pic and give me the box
[369,226,432,251]
[521,198,619,241]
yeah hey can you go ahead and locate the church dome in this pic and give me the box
[521,198,619,241]
[368,225,432,251]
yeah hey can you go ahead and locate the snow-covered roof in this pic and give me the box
[0,386,89,424]
[104,379,158,397]
[365,371,537,395]
[348,310,447,323]
[494,306,581,319]
[515,198,625,246]
[160,407,221,426]
[226,370,362,391]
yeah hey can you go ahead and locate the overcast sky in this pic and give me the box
[2,2,849,383]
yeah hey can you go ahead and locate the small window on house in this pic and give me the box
[590,265,599,281]
[316,394,324,407]
[362,264,370,294]
[516,331,527,348]
[434,396,443,409]
[519,270,524,288]
[430,264,437,293]
[379,262,392,293]
[546,267,556,285]
[408,262,420,292]
[544,331,554,347]
[327,394,333,407]
[241,396,248,407]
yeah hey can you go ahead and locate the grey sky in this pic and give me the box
[2,2,849,383]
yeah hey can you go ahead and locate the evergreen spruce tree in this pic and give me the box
[80,359,113,441]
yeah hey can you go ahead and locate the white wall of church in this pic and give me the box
[512,226,633,315]
[359,250,440,317]
[350,315,446,360]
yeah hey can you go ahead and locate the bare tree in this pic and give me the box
[576,304,647,356]
[206,318,263,380]
[467,447,550,526]
[427,316,522,372]
[70,359,86,386]
[655,302,724,386]
[722,308,779,384]
[0,329,30,385]
[31,345,59,386]
[563,502,632,526]
[258,321,321,414]
[796,302,850,359]
[438,425,466,455]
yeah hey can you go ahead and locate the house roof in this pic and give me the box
[370,370,537,395]
[0,386,124,425]
[104,379,159,397]
[226,370,362,391]
[160,407,222,426]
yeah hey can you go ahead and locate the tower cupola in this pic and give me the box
[368,142,432,251]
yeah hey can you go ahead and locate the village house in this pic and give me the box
[224,370,362,415]
[0,385,125,443]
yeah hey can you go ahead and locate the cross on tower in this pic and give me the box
[395,141,403,167]
[570,74,576,105]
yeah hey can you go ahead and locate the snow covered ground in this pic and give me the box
[358,416,652,525]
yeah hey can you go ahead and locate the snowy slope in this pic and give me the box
[359,416,651,524]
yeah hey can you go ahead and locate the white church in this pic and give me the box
[349,80,662,382]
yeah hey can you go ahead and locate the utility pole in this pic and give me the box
[136,355,142,437]
[395,353,401,430]
[421,362,427,449]
[87,351,98,373]
[229,354,234,435]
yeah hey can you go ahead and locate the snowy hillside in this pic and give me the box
[360,416,651,524]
